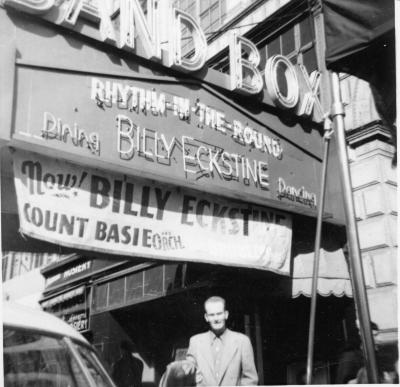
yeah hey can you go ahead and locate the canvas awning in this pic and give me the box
[323,0,394,74]
[322,0,396,154]
[292,247,352,298]
[290,221,352,298]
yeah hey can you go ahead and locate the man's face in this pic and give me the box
[204,300,228,334]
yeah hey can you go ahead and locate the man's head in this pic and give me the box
[204,296,228,335]
[120,340,133,356]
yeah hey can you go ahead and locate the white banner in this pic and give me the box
[13,151,292,274]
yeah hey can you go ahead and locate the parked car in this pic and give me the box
[3,302,116,387]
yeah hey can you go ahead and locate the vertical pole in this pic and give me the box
[306,119,331,385]
[254,305,264,385]
[244,314,251,337]
[0,148,4,379]
[330,72,379,383]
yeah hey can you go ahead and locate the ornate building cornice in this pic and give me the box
[346,120,393,147]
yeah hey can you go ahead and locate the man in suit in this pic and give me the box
[184,296,258,386]
[112,340,143,387]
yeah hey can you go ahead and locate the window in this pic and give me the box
[173,0,227,54]
[3,327,114,387]
[73,344,112,387]
[173,0,198,55]
[92,264,183,313]
[174,0,227,34]
[209,12,318,77]
[199,0,227,34]
[174,0,197,16]
[264,15,317,74]
[2,252,65,281]
[3,328,87,387]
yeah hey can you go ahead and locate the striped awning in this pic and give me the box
[291,242,352,298]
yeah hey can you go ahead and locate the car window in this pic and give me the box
[72,343,114,387]
[3,327,87,387]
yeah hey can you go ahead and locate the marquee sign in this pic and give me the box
[1,0,324,122]
[12,67,319,213]
[13,150,293,273]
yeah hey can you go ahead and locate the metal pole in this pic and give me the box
[330,72,379,383]
[306,118,332,385]
[254,305,265,385]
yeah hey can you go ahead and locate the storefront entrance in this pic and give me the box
[88,263,354,386]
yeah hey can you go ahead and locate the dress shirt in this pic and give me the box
[209,330,227,379]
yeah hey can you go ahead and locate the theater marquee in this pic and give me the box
[11,68,319,212]
[0,0,336,221]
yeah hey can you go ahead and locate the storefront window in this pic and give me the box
[94,282,108,310]
[144,265,164,296]
[92,264,184,313]
[126,271,143,302]
[108,277,125,307]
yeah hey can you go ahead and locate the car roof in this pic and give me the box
[3,302,88,344]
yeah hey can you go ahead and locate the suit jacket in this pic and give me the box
[112,355,143,387]
[186,329,258,386]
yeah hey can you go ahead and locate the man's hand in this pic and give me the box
[181,360,196,375]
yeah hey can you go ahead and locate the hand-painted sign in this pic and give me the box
[277,178,317,208]
[45,260,93,289]
[64,310,89,333]
[13,150,292,274]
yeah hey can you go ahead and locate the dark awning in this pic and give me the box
[323,0,394,74]
[322,0,396,159]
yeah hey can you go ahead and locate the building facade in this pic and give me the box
[200,0,398,346]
